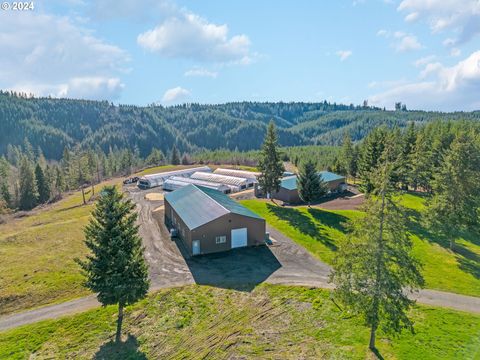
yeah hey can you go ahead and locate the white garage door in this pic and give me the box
[231,228,248,248]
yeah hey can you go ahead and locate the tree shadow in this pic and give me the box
[94,334,147,360]
[456,245,480,280]
[266,203,348,251]
[370,347,385,360]
[404,208,480,280]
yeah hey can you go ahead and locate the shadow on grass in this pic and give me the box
[456,245,480,280]
[94,335,147,360]
[404,207,480,280]
[371,347,385,360]
[266,203,349,251]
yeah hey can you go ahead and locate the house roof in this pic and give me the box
[165,184,262,230]
[280,171,345,191]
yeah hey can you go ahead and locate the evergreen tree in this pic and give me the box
[35,163,50,204]
[398,122,416,189]
[78,186,149,343]
[330,153,424,351]
[297,160,327,206]
[54,166,65,199]
[340,133,356,180]
[170,145,180,165]
[358,127,388,193]
[257,121,285,199]
[426,132,480,250]
[0,156,11,207]
[181,153,190,165]
[19,157,38,210]
[145,148,165,166]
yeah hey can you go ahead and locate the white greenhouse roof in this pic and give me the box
[190,172,248,187]
[167,176,230,190]
[213,168,260,180]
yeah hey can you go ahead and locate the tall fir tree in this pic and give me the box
[358,127,388,193]
[35,163,51,204]
[297,160,327,206]
[340,132,356,180]
[0,156,12,207]
[426,132,480,249]
[170,144,180,165]
[257,121,285,199]
[330,151,424,351]
[19,157,39,210]
[78,186,149,343]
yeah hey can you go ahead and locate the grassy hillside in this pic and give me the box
[0,180,119,315]
[1,285,478,360]
[241,194,480,297]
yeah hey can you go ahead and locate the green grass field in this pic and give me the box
[241,193,480,297]
[0,285,478,360]
[0,180,119,315]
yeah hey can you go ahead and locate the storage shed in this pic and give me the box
[213,168,260,188]
[256,171,346,204]
[190,172,248,192]
[164,185,266,256]
[163,176,231,194]
[137,166,212,189]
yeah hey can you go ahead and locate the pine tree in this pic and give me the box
[257,121,285,199]
[146,148,165,166]
[330,152,424,351]
[35,163,50,204]
[19,157,38,210]
[54,166,65,199]
[358,127,388,193]
[297,160,327,206]
[181,154,190,165]
[0,156,12,207]
[78,186,149,343]
[340,133,356,180]
[170,145,180,165]
[426,132,480,249]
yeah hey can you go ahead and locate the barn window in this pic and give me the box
[215,236,226,244]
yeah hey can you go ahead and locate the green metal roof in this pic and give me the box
[165,184,263,230]
[280,171,345,191]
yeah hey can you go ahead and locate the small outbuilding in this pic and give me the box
[255,171,346,204]
[164,184,266,256]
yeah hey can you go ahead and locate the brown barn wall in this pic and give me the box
[164,199,193,254]
[190,213,265,255]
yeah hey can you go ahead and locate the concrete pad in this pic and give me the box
[145,193,164,201]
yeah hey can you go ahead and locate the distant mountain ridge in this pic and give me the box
[1,92,479,160]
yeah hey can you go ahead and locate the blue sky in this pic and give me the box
[1,0,480,110]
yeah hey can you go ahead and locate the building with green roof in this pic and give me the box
[164,184,266,256]
[255,171,346,204]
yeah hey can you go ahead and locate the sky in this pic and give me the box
[1,0,480,111]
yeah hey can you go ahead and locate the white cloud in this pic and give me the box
[404,11,419,22]
[377,29,389,37]
[414,55,436,67]
[369,51,480,111]
[450,48,461,57]
[378,29,422,52]
[184,67,218,78]
[394,33,422,52]
[0,11,129,100]
[137,11,252,63]
[162,86,190,103]
[398,0,480,45]
[336,50,353,61]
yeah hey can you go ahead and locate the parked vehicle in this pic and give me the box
[123,176,139,185]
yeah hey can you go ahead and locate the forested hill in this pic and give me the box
[1,92,479,160]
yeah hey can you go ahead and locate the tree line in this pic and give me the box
[2,91,480,161]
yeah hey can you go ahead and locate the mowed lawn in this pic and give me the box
[241,193,480,297]
[0,180,119,315]
[0,285,478,360]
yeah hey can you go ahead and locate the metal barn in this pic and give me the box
[163,176,231,193]
[213,168,260,188]
[137,166,212,189]
[164,184,266,256]
[189,172,248,192]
